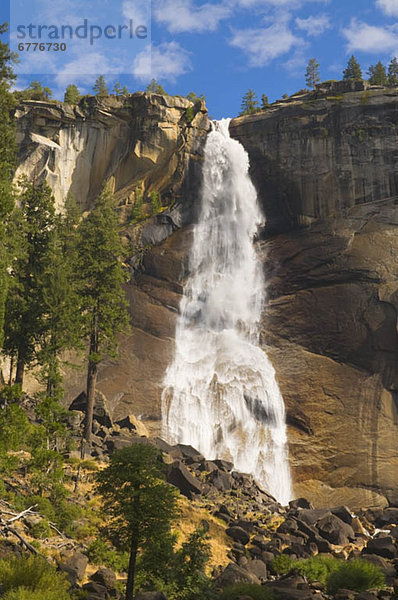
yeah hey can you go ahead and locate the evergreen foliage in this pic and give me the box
[93,75,109,96]
[3,179,57,385]
[76,185,129,455]
[305,58,321,89]
[64,84,80,104]
[96,444,179,600]
[0,23,17,350]
[146,78,166,94]
[343,55,362,80]
[261,94,269,109]
[24,80,53,100]
[239,89,259,116]
[368,61,387,86]
[186,91,205,103]
[388,57,398,86]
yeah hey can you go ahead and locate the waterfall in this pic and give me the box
[162,119,292,505]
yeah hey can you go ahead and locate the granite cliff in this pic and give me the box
[11,85,398,510]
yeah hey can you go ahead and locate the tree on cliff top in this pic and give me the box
[64,84,80,104]
[146,78,166,94]
[96,444,179,600]
[343,55,362,80]
[76,186,130,457]
[93,75,109,97]
[0,23,17,351]
[239,89,259,116]
[368,61,387,86]
[306,58,320,89]
[388,57,398,87]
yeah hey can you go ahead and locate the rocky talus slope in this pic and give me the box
[10,83,398,510]
[2,399,398,600]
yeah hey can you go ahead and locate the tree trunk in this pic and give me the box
[15,358,24,386]
[81,311,98,458]
[8,356,14,385]
[126,538,138,600]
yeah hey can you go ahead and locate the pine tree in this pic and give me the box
[261,94,269,109]
[121,85,129,95]
[145,78,166,94]
[0,23,17,350]
[64,84,80,104]
[36,200,82,398]
[306,58,320,89]
[96,445,179,600]
[186,91,205,103]
[93,75,109,97]
[113,82,122,95]
[77,186,130,456]
[343,55,362,80]
[25,80,52,101]
[368,61,387,86]
[3,180,57,386]
[239,89,259,116]
[388,57,398,87]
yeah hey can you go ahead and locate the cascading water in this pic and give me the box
[162,119,292,505]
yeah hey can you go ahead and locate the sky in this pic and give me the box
[3,0,398,118]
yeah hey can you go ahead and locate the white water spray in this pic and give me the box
[162,119,292,505]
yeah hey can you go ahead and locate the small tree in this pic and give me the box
[145,78,166,94]
[306,58,320,89]
[388,57,398,87]
[113,82,122,95]
[186,91,205,103]
[64,84,80,104]
[25,80,52,100]
[368,61,387,86]
[77,185,129,456]
[96,445,179,600]
[261,94,269,109]
[239,89,259,116]
[93,75,109,97]
[343,55,362,80]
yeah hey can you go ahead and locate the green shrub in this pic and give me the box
[0,555,70,599]
[327,559,385,594]
[273,554,340,584]
[272,553,295,575]
[86,538,129,572]
[219,583,274,600]
[30,519,52,539]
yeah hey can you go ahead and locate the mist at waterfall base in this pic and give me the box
[162,119,292,505]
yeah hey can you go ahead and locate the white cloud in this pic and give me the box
[342,19,398,54]
[122,0,151,28]
[153,0,231,33]
[54,51,117,87]
[376,0,398,17]
[283,45,308,73]
[296,14,331,36]
[132,41,191,82]
[229,18,301,66]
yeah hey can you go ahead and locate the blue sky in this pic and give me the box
[3,0,398,118]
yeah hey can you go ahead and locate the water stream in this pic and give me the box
[162,119,292,505]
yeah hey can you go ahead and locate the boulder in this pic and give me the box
[58,550,88,585]
[331,506,353,525]
[215,563,260,586]
[91,567,117,589]
[315,513,355,545]
[289,498,314,510]
[363,536,397,559]
[213,459,234,472]
[247,558,267,581]
[166,461,202,499]
[82,581,110,599]
[226,526,250,545]
[69,390,112,428]
[176,444,204,463]
[115,415,148,437]
[207,469,233,491]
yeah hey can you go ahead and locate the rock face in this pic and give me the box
[13,87,398,509]
[230,86,398,508]
[15,93,209,220]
